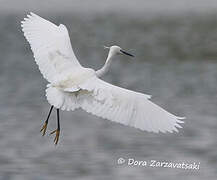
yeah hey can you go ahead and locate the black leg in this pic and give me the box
[50,109,60,145]
[46,106,54,124]
[40,106,54,136]
[57,109,60,131]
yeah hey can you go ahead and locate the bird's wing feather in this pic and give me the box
[76,77,184,133]
[21,12,82,83]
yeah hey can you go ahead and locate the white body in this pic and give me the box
[21,13,184,133]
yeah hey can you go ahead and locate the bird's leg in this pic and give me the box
[50,109,60,145]
[40,106,54,136]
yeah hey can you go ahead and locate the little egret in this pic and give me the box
[21,13,185,145]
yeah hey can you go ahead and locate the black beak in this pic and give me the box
[120,49,134,57]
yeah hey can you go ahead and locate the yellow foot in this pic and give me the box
[40,122,48,136]
[50,129,60,145]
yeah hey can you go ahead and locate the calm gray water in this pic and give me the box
[1,12,217,179]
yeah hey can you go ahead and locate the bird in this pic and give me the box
[21,13,185,145]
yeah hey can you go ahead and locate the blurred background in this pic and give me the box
[1,0,217,179]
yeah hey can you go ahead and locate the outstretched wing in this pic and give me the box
[21,12,82,83]
[75,77,185,133]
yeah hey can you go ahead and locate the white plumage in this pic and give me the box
[21,13,185,134]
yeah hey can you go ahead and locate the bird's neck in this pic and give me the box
[96,52,114,77]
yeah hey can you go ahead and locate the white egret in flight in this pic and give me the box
[21,13,185,145]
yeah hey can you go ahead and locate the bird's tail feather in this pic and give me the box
[46,85,78,111]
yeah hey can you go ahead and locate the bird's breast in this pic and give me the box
[55,68,96,90]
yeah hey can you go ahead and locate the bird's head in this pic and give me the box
[104,45,134,58]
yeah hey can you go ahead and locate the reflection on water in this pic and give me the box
[1,12,217,179]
